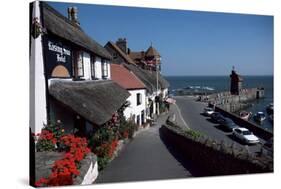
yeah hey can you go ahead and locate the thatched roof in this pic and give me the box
[41,2,111,60]
[124,64,169,94]
[49,80,130,125]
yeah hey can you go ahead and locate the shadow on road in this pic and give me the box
[206,118,218,124]
[200,113,208,117]
[159,127,207,177]
[226,134,246,145]
[214,125,233,133]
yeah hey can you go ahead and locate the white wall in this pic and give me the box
[81,52,91,80]
[162,88,168,99]
[94,57,102,79]
[105,60,111,80]
[81,161,98,185]
[124,89,146,125]
[30,1,47,134]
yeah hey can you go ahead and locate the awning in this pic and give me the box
[49,80,130,125]
[165,98,176,104]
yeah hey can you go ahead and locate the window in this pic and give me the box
[137,93,142,106]
[91,56,95,79]
[101,60,108,78]
[77,51,84,77]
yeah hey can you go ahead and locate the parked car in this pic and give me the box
[203,107,215,116]
[253,112,266,123]
[218,117,239,131]
[210,112,225,123]
[232,127,260,144]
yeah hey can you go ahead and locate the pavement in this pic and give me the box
[95,111,193,184]
[174,96,264,154]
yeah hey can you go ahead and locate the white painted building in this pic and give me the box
[110,64,147,126]
[30,1,47,134]
[30,2,124,134]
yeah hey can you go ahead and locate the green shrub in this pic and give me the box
[184,129,203,139]
[97,156,110,171]
[36,139,56,152]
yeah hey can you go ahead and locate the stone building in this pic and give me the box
[230,67,243,95]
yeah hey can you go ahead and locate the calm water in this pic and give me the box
[165,75,273,131]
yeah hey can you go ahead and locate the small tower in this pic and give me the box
[230,66,243,95]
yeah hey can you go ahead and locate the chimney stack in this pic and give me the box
[67,6,80,26]
[116,38,128,54]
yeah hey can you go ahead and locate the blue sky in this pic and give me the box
[47,1,273,76]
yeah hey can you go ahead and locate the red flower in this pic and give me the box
[35,134,90,186]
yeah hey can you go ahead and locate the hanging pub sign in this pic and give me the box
[43,35,72,78]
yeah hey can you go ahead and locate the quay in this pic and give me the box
[198,68,265,113]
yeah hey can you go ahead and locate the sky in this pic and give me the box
[47,1,273,76]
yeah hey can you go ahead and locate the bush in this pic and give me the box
[184,129,203,139]
[36,130,57,152]
[97,156,110,171]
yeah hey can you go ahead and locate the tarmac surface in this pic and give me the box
[96,96,265,184]
[174,96,264,154]
[96,112,194,184]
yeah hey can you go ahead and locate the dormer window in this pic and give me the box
[102,60,108,78]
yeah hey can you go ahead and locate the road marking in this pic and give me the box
[174,103,189,128]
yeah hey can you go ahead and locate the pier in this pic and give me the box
[200,87,265,112]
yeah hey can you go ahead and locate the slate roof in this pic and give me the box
[105,41,136,64]
[49,80,130,125]
[111,64,146,90]
[41,2,111,59]
[129,51,145,60]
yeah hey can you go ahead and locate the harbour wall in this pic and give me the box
[202,87,265,112]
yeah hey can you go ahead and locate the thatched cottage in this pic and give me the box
[30,1,130,135]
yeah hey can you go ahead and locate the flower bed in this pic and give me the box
[34,124,91,187]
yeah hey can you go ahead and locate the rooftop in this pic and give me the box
[41,2,112,59]
[111,64,146,90]
[49,80,130,125]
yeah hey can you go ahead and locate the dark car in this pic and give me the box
[210,112,225,123]
[218,117,239,131]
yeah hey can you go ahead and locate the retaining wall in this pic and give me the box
[160,123,273,176]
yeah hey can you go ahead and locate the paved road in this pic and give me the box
[96,114,193,184]
[174,96,264,154]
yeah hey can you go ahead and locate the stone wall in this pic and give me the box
[160,122,273,176]
[203,88,265,112]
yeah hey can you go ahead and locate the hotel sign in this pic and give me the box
[44,36,72,78]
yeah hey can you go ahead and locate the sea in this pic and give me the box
[165,76,273,131]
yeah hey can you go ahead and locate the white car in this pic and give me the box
[232,127,260,144]
[203,107,215,116]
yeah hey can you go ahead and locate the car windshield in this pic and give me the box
[242,130,252,135]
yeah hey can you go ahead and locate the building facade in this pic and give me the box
[30,2,129,135]
[111,64,147,126]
